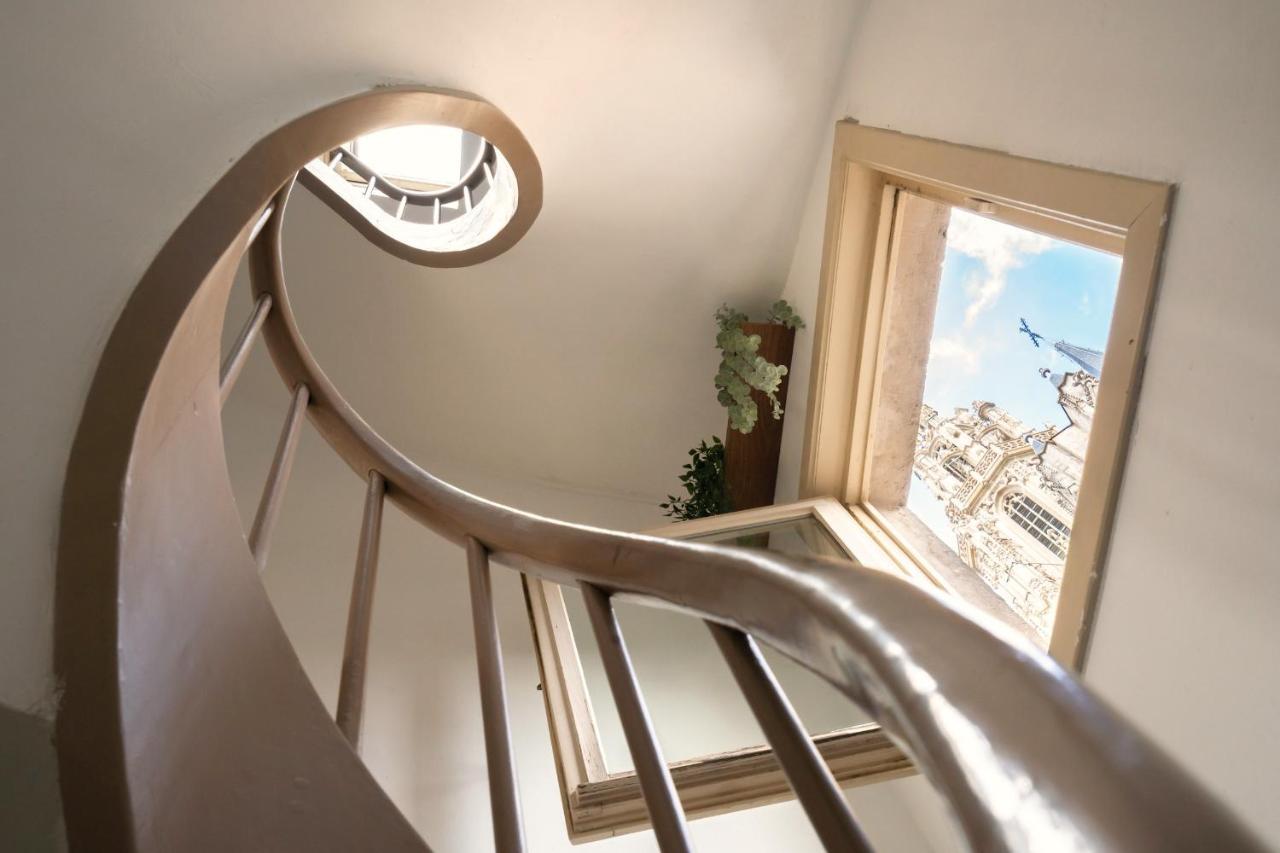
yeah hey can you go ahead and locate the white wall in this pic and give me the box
[776,0,1280,844]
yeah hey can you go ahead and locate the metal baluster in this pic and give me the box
[466,538,526,852]
[248,204,276,244]
[219,293,272,406]
[329,151,344,171]
[581,584,692,852]
[247,383,308,568]
[432,197,441,225]
[395,195,407,220]
[364,175,377,198]
[336,471,386,750]
[709,624,873,853]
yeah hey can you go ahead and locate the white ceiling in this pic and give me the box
[228,1,861,501]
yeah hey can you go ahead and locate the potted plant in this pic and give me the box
[716,300,804,510]
[660,437,730,520]
[662,300,805,520]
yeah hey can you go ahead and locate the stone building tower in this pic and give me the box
[913,342,1102,639]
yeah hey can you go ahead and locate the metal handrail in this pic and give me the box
[248,175,1266,852]
[328,140,497,208]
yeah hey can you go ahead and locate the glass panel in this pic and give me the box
[687,515,848,560]
[892,203,1121,645]
[565,513,872,774]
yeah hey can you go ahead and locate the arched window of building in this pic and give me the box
[1003,493,1070,559]
[944,454,973,482]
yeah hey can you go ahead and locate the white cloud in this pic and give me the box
[946,208,1054,326]
[928,333,985,375]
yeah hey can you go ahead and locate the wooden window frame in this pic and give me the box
[523,498,915,841]
[799,122,1173,669]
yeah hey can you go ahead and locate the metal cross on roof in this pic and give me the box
[1019,318,1045,348]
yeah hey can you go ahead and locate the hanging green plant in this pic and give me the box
[713,300,805,435]
[765,300,805,329]
[659,437,730,520]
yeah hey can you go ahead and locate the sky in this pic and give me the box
[906,207,1122,552]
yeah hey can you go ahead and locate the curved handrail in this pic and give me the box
[55,83,1265,853]
[253,181,1263,851]
[329,140,497,206]
[55,85,535,853]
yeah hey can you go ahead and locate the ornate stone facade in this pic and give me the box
[913,349,1100,640]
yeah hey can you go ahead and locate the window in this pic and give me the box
[943,454,973,482]
[524,499,914,840]
[892,202,1122,638]
[800,122,1172,665]
[1004,493,1070,559]
[525,123,1172,837]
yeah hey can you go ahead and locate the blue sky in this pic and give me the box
[905,208,1122,551]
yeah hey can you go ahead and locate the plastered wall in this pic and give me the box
[777,1,1280,843]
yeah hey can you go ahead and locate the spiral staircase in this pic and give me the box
[53,86,1265,852]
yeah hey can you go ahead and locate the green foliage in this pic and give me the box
[766,299,806,329]
[713,299,805,435]
[660,437,731,521]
